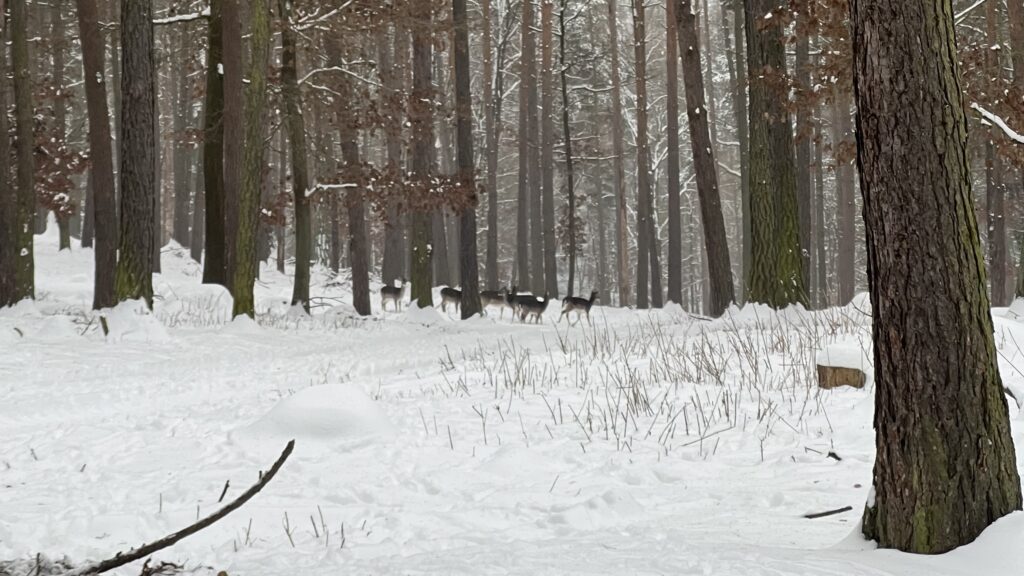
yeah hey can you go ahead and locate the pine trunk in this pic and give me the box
[453,0,481,318]
[853,0,1022,553]
[795,32,812,299]
[833,91,856,305]
[0,16,12,306]
[676,0,735,316]
[278,0,310,314]
[171,26,191,249]
[11,0,33,301]
[410,4,435,308]
[340,134,371,316]
[540,0,558,298]
[231,0,270,318]
[559,0,577,297]
[483,0,499,290]
[665,0,683,304]
[632,0,651,309]
[76,0,117,309]
[114,0,155,306]
[608,0,631,307]
[201,0,226,285]
[221,0,244,286]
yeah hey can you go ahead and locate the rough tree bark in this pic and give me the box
[201,0,226,286]
[985,0,1007,306]
[559,0,578,297]
[0,13,12,306]
[743,0,805,308]
[378,25,406,287]
[732,0,750,299]
[1012,0,1024,298]
[11,0,34,301]
[853,0,1022,553]
[231,0,270,318]
[51,0,72,250]
[632,0,653,308]
[676,0,735,317]
[340,133,370,316]
[113,0,155,307]
[483,0,499,290]
[833,90,856,305]
[454,0,482,318]
[76,0,117,309]
[221,0,244,286]
[795,28,812,298]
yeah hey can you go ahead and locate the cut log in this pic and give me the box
[817,365,866,390]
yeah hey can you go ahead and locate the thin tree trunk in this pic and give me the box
[171,25,191,249]
[666,0,683,304]
[190,150,205,264]
[608,0,631,307]
[1010,0,1024,298]
[201,0,226,285]
[231,0,270,318]
[516,0,533,291]
[632,0,657,308]
[853,0,1022,553]
[11,0,33,301]
[559,0,577,297]
[0,15,13,306]
[795,30,812,299]
[379,26,406,286]
[528,4,544,294]
[113,0,155,306]
[814,113,827,308]
[410,3,434,307]
[51,0,72,250]
[454,0,481,318]
[540,0,558,298]
[483,0,499,290]
[340,133,371,316]
[277,0,310,314]
[733,0,750,300]
[985,0,1007,307]
[76,0,117,309]
[676,0,735,316]
[833,90,855,305]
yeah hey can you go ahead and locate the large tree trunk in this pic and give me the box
[528,5,545,295]
[665,0,683,305]
[515,0,534,290]
[113,0,155,307]
[76,0,117,309]
[201,0,226,285]
[50,0,72,250]
[278,0,310,314]
[743,0,805,308]
[632,0,651,308]
[230,0,270,318]
[676,0,735,316]
[221,0,244,286]
[853,0,1022,553]
[985,0,1007,307]
[608,0,631,307]
[732,0,750,300]
[483,0,499,290]
[540,0,558,298]
[410,3,434,307]
[454,0,482,318]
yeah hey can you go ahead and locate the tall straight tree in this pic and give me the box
[794,25,812,296]
[516,0,534,290]
[1011,0,1024,298]
[743,0,805,307]
[114,0,155,306]
[378,25,406,287]
[608,0,630,307]
[201,0,226,285]
[221,0,244,285]
[171,26,191,249]
[50,0,72,250]
[482,0,499,290]
[76,0,117,309]
[675,0,735,316]
[0,8,12,306]
[231,0,270,318]
[665,0,683,305]
[278,0,311,313]
[454,0,481,318]
[833,90,856,305]
[528,2,545,294]
[340,131,371,316]
[853,0,1022,553]
[632,0,660,309]
[540,0,557,298]
[11,0,33,301]
[732,0,750,296]
[559,0,578,297]
[409,1,434,307]
[985,0,1008,306]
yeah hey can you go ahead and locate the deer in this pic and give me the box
[480,287,511,317]
[559,290,599,326]
[518,292,551,324]
[505,286,533,320]
[440,286,462,313]
[380,279,408,312]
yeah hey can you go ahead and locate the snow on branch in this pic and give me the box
[294,0,356,31]
[299,65,383,90]
[955,0,986,24]
[972,103,1024,145]
[153,7,210,26]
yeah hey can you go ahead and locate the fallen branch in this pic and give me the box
[63,440,295,576]
[804,505,853,520]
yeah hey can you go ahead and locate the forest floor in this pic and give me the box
[4,228,1024,575]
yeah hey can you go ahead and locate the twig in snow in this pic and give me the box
[803,506,853,519]
[217,480,230,503]
[62,440,295,576]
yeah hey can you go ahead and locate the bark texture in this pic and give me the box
[114,0,155,306]
[853,0,1022,553]
[76,0,117,309]
[201,0,226,285]
[11,0,34,301]
[608,0,631,307]
[410,3,434,307]
[454,0,482,318]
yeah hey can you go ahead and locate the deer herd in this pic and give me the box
[380,281,599,325]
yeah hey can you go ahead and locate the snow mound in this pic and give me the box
[100,300,170,344]
[26,315,81,342]
[816,344,870,371]
[849,292,872,316]
[155,281,233,325]
[1006,298,1024,321]
[400,301,447,325]
[233,384,396,455]
[0,298,42,318]
[545,488,644,531]
[220,313,262,335]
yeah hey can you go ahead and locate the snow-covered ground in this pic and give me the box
[4,228,1024,575]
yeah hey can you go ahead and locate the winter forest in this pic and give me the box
[2,0,1024,574]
